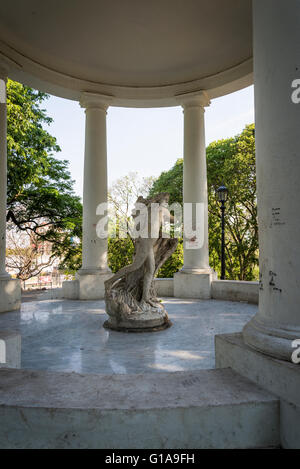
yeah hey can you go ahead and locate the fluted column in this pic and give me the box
[243,0,300,361]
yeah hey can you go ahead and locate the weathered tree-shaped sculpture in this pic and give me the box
[104,193,178,332]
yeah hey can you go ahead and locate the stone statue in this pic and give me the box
[104,193,178,331]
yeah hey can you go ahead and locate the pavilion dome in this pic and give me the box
[0,0,253,106]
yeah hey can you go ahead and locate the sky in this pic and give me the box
[43,85,254,198]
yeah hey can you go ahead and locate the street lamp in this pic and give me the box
[216,185,228,280]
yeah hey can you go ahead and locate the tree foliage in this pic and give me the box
[149,159,183,206]
[156,239,183,278]
[6,79,82,273]
[108,236,135,274]
[207,124,258,280]
[107,172,184,278]
[149,124,258,280]
[6,80,257,281]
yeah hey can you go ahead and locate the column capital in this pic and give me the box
[80,92,114,112]
[176,90,210,110]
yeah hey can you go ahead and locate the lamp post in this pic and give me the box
[216,185,228,280]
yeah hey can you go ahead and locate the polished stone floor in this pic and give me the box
[0,298,257,374]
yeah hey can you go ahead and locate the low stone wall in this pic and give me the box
[48,278,259,304]
[63,278,174,300]
[32,288,65,300]
[156,278,259,303]
[211,280,259,304]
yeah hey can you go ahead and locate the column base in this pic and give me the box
[173,268,216,299]
[215,332,300,448]
[0,278,21,313]
[243,316,300,362]
[75,270,113,300]
[62,280,79,300]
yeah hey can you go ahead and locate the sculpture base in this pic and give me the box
[103,310,172,333]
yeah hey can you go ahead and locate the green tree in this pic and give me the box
[156,240,183,278]
[207,124,258,280]
[149,124,258,280]
[148,160,184,278]
[6,79,82,273]
[108,236,135,273]
[149,159,183,206]
[107,172,184,277]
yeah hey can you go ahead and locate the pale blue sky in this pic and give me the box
[43,85,254,198]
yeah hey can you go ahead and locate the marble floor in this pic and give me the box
[0,298,257,374]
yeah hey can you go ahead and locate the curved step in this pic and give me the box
[0,367,279,449]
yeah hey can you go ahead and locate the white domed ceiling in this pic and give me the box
[0,0,253,105]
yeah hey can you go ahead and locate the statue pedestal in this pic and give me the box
[104,304,171,332]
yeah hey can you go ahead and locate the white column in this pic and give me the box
[77,93,111,286]
[0,65,10,279]
[243,0,300,360]
[181,92,210,272]
[78,93,111,274]
[174,91,214,299]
